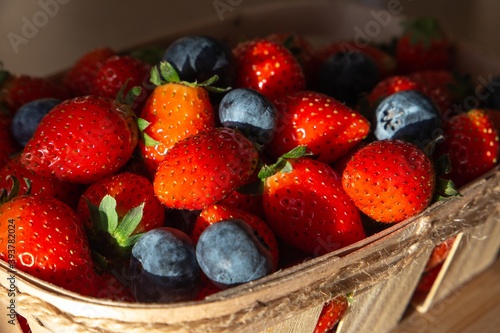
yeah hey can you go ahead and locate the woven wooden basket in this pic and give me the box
[1,1,500,332]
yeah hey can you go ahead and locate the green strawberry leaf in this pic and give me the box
[137,118,162,147]
[258,145,310,179]
[434,178,462,201]
[434,154,452,177]
[100,195,119,234]
[236,179,265,195]
[150,65,163,86]
[129,45,165,65]
[159,61,180,84]
[113,202,145,246]
[402,17,444,49]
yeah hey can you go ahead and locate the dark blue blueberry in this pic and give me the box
[218,88,277,144]
[481,76,500,109]
[162,35,235,89]
[374,90,442,142]
[316,50,380,106]
[196,219,274,289]
[129,227,201,303]
[11,98,61,146]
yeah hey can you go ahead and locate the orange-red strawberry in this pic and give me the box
[0,194,97,296]
[232,38,306,101]
[0,66,70,114]
[261,150,366,256]
[192,204,279,269]
[0,154,82,209]
[342,139,436,223]
[77,172,165,265]
[138,62,216,174]
[154,127,259,210]
[396,18,454,74]
[435,109,499,188]
[91,55,151,115]
[314,295,350,333]
[20,95,138,184]
[425,236,457,272]
[63,47,116,96]
[267,91,371,165]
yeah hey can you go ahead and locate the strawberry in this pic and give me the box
[232,38,306,101]
[20,95,139,184]
[0,110,21,168]
[260,148,366,255]
[0,193,97,296]
[16,314,32,333]
[138,62,217,174]
[425,236,457,272]
[63,47,116,96]
[0,66,70,114]
[266,91,371,165]
[192,204,279,270]
[435,109,499,188]
[217,189,265,219]
[314,295,350,333]
[154,127,258,210]
[485,108,500,133]
[342,140,435,223]
[396,17,454,74]
[0,154,82,209]
[365,75,427,110]
[414,262,443,296]
[76,172,165,265]
[91,55,151,115]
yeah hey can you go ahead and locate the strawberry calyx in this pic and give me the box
[137,117,162,147]
[151,61,230,93]
[258,145,311,179]
[0,175,31,205]
[116,78,143,107]
[402,17,446,49]
[85,195,145,267]
[433,154,462,201]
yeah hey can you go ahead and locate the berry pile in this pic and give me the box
[1,16,500,332]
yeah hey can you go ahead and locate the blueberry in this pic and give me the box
[162,35,235,89]
[196,219,274,289]
[316,50,380,106]
[218,88,277,144]
[129,227,201,303]
[11,98,61,146]
[481,76,500,109]
[374,90,442,142]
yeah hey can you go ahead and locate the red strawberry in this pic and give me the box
[366,75,427,109]
[396,18,454,74]
[20,95,139,184]
[77,172,165,264]
[0,194,97,296]
[195,273,222,301]
[63,47,116,96]
[16,314,32,333]
[232,38,306,101]
[91,55,151,115]
[485,108,500,133]
[414,262,443,296]
[435,109,499,188]
[0,110,21,168]
[0,154,82,209]
[266,91,371,165]
[314,295,350,333]
[425,236,457,272]
[217,190,265,219]
[192,204,279,270]
[342,140,435,223]
[138,62,216,174]
[0,67,70,114]
[154,127,259,210]
[261,150,366,255]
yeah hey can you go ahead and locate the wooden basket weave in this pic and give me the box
[1,1,500,332]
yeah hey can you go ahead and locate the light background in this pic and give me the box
[1,0,499,76]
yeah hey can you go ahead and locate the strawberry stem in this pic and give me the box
[258,145,310,179]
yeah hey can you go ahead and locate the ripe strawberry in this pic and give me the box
[232,38,306,101]
[366,75,427,109]
[314,295,350,333]
[342,140,435,223]
[154,127,259,210]
[0,110,21,168]
[266,91,371,165]
[425,236,456,272]
[20,95,139,184]
[261,149,366,255]
[435,109,499,188]
[138,62,216,174]
[91,55,151,115]
[0,154,82,209]
[217,189,265,219]
[0,194,97,296]
[77,172,165,265]
[63,47,116,96]
[396,18,454,74]
[192,204,279,270]
[0,66,70,114]
[414,262,443,296]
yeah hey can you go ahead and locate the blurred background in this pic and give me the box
[1,0,499,76]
